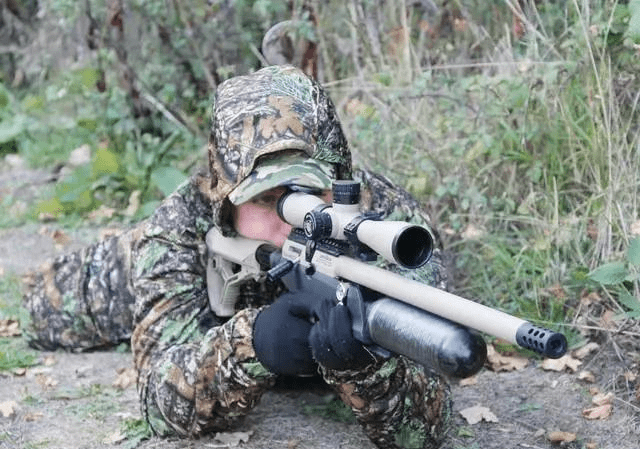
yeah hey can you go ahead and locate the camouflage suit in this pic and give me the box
[24,66,452,449]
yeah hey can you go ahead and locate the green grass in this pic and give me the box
[62,384,123,420]
[302,394,357,423]
[0,273,38,372]
[0,337,38,372]
[119,418,153,449]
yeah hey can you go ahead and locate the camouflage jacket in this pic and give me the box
[24,169,451,449]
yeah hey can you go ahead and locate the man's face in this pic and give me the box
[232,187,292,247]
[232,186,330,247]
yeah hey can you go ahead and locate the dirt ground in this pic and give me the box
[1,162,639,449]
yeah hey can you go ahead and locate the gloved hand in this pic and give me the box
[253,293,317,376]
[308,300,375,371]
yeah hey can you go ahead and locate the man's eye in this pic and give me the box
[252,194,278,207]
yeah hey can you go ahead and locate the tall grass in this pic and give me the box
[318,0,640,340]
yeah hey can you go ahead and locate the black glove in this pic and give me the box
[253,293,317,376]
[308,300,375,371]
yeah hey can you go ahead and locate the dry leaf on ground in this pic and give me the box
[0,319,20,337]
[583,404,613,420]
[548,431,577,443]
[592,392,614,406]
[461,224,484,240]
[35,374,58,389]
[573,342,600,359]
[112,367,137,390]
[582,390,614,420]
[50,229,71,246]
[486,344,528,372]
[0,400,18,417]
[459,405,499,425]
[103,431,126,445]
[540,354,582,373]
[577,371,596,383]
[213,431,253,446]
[24,412,44,422]
[459,376,478,387]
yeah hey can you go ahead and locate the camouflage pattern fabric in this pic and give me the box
[208,65,352,234]
[227,152,334,205]
[23,170,451,448]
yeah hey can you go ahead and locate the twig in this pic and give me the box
[139,91,198,135]
[614,397,640,413]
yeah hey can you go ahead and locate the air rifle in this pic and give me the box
[206,181,567,378]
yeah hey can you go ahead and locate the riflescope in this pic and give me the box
[277,180,434,269]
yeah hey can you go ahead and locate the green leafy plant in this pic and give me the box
[302,394,356,423]
[589,237,640,318]
[34,130,196,220]
[0,338,38,372]
[119,417,153,449]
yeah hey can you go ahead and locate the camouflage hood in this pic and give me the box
[208,65,352,232]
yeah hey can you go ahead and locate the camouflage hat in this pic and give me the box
[227,152,334,205]
[207,65,352,232]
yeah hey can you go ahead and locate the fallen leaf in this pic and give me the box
[11,368,26,377]
[548,431,577,443]
[75,365,93,378]
[50,229,71,246]
[583,404,612,420]
[43,355,57,366]
[123,190,141,217]
[577,371,596,383]
[213,431,253,446]
[579,291,603,307]
[461,224,484,240]
[0,319,20,337]
[24,412,44,422]
[623,371,637,382]
[599,310,617,329]
[486,345,528,372]
[35,374,58,389]
[540,355,582,373]
[88,205,116,221]
[103,431,126,445]
[459,405,499,425]
[573,342,600,360]
[585,442,598,449]
[0,400,18,417]
[591,392,614,406]
[113,367,137,390]
[459,376,478,387]
[631,220,640,237]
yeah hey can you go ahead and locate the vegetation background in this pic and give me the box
[0,0,639,447]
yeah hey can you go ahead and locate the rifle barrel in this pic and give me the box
[332,256,567,358]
